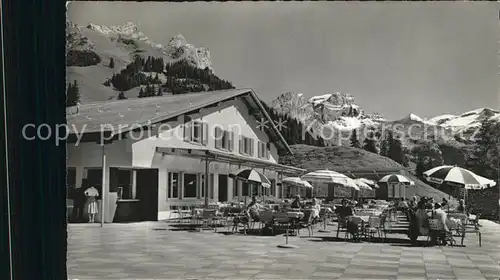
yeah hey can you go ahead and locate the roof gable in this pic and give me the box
[67,88,292,154]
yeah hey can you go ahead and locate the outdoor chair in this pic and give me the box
[364,216,383,242]
[345,216,363,242]
[168,205,185,222]
[450,213,481,247]
[336,216,349,238]
[259,211,275,231]
[295,210,314,237]
[231,211,251,235]
[273,212,292,236]
[315,208,329,231]
[198,209,218,232]
[427,218,456,246]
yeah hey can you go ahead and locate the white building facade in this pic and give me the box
[67,89,304,222]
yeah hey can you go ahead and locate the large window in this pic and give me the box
[242,182,250,196]
[199,174,215,198]
[110,168,132,199]
[270,179,276,196]
[183,173,198,198]
[239,136,254,156]
[214,127,234,151]
[233,179,239,197]
[167,172,179,199]
[183,116,208,145]
[257,141,270,159]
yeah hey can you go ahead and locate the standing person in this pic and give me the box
[430,203,449,245]
[311,197,321,219]
[84,186,99,223]
[71,180,87,223]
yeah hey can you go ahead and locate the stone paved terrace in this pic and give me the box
[67,220,500,280]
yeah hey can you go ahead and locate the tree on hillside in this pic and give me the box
[138,87,145,98]
[388,134,406,166]
[363,131,378,154]
[413,142,444,176]
[467,118,499,179]
[109,57,115,69]
[117,91,127,100]
[350,129,361,148]
[415,155,426,178]
[66,80,80,107]
[379,131,392,157]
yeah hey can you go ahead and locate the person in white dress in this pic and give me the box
[84,186,99,223]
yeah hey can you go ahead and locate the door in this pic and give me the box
[218,175,228,202]
[135,169,159,221]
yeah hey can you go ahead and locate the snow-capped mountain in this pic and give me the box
[271,91,386,131]
[85,22,212,70]
[393,108,500,134]
[66,21,215,102]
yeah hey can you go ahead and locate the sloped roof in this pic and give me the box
[67,88,292,154]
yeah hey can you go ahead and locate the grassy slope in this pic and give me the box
[280,144,458,204]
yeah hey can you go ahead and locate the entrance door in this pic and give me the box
[218,175,228,202]
[135,169,159,221]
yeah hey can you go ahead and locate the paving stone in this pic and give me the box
[67,220,500,279]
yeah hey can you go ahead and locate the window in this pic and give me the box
[270,179,276,196]
[214,127,234,151]
[239,136,254,156]
[242,182,249,196]
[233,179,239,197]
[257,141,270,159]
[168,172,179,199]
[183,116,208,145]
[183,173,197,198]
[110,168,132,199]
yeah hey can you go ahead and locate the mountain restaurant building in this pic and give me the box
[66,89,305,223]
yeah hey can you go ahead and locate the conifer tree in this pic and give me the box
[66,80,80,107]
[117,91,127,100]
[350,129,361,148]
[363,131,378,154]
[138,87,145,98]
[415,156,426,178]
[109,57,115,69]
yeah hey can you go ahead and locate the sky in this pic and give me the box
[68,2,499,120]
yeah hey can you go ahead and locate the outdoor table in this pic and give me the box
[287,211,304,219]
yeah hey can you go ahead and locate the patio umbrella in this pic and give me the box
[378,174,412,184]
[353,179,373,190]
[423,165,496,210]
[378,174,412,199]
[282,177,313,188]
[301,170,359,190]
[229,168,271,188]
[355,178,378,189]
[423,165,496,190]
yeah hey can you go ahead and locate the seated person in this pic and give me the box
[335,199,353,221]
[246,196,269,222]
[441,198,448,208]
[399,198,409,210]
[456,199,465,213]
[290,195,303,209]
